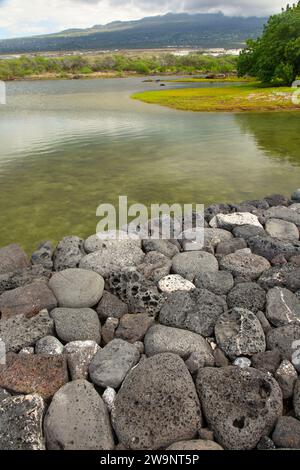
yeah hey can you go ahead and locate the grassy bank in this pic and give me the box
[132,84,300,112]
[0,52,237,81]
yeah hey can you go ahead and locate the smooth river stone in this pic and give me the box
[49,268,104,308]
[44,380,114,450]
[172,251,219,281]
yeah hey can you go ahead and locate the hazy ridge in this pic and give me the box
[0,12,267,54]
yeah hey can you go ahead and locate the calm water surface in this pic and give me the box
[0,77,300,252]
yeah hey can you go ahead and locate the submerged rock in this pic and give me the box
[31,241,53,270]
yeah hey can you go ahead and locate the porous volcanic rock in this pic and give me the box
[112,353,201,450]
[215,308,266,360]
[159,289,227,337]
[0,394,45,450]
[0,353,68,399]
[196,366,282,450]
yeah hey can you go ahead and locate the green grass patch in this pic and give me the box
[132,84,300,112]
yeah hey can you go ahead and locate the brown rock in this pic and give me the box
[271,255,288,266]
[102,317,119,345]
[198,428,215,441]
[167,440,223,450]
[0,281,57,319]
[115,313,155,343]
[0,244,30,275]
[0,353,68,399]
[214,348,229,367]
[96,291,128,321]
[272,416,300,449]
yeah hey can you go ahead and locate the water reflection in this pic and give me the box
[235,112,300,166]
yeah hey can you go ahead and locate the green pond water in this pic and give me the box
[0,77,300,253]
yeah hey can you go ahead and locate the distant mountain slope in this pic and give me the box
[0,13,267,54]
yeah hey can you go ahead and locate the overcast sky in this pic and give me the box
[0,0,288,39]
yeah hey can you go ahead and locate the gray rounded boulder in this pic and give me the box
[172,251,218,281]
[89,339,140,389]
[50,308,101,344]
[144,324,214,365]
[196,366,282,450]
[112,353,201,450]
[44,380,114,450]
[219,251,270,280]
[48,268,104,308]
[194,271,234,295]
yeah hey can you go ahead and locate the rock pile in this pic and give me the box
[1,190,300,450]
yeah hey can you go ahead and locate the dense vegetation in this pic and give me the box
[238,3,300,85]
[0,53,237,81]
[0,13,266,54]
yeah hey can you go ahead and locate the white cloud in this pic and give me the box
[0,0,288,38]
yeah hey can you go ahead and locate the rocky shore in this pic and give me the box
[1,190,300,450]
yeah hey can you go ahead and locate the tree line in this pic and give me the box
[0,53,237,81]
